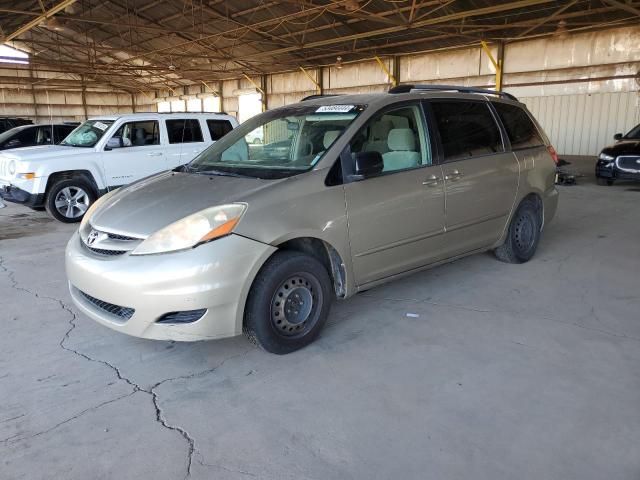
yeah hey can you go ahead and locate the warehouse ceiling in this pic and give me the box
[0,0,639,92]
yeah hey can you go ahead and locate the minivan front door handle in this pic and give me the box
[422,175,440,186]
[147,152,163,157]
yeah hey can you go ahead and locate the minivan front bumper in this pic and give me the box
[66,231,276,341]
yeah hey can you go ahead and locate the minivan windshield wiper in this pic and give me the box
[191,168,255,179]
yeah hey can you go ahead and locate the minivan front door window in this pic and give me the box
[349,105,431,173]
[188,104,364,179]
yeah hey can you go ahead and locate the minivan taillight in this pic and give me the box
[547,145,559,165]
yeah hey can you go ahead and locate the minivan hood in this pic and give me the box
[0,145,91,162]
[91,171,277,237]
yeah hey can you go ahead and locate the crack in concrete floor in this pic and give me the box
[0,255,253,479]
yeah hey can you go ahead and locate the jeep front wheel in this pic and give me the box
[45,178,96,223]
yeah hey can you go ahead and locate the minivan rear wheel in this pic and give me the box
[494,198,541,264]
[244,251,332,354]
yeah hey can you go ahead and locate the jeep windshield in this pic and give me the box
[60,120,114,147]
[187,104,365,179]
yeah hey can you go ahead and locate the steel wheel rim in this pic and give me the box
[54,186,90,219]
[270,273,322,337]
[514,211,536,253]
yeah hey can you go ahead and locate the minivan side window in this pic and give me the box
[110,121,160,147]
[350,104,430,173]
[492,102,544,150]
[431,101,503,162]
[206,119,233,141]
[166,119,204,144]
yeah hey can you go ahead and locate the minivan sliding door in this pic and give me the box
[427,100,519,255]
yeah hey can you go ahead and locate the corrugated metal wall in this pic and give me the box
[521,91,640,155]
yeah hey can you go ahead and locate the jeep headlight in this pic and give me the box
[599,153,614,162]
[131,204,247,256]
[8,160,16,176]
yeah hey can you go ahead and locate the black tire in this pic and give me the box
[45,178,96,223]
[596,177,614,186]
[494,198,541,264]
[244,251,333,354]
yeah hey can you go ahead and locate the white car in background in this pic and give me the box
[0,112,238,222]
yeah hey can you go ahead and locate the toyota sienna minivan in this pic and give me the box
[66,85,559,354]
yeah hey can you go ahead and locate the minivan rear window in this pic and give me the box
[492,102,544,150]
[431,101,503,162]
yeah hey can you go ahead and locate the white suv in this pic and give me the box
[0,112,238,222]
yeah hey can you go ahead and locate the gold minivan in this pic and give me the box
[66,86,559,354]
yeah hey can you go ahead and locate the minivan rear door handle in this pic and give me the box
[147,152,163,157]
[422,175,440,186]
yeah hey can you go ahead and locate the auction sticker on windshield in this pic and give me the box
[93,121,109,131]
[316,105,355,113]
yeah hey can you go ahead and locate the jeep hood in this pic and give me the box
[0,145,94,163]
[90,171,281,237]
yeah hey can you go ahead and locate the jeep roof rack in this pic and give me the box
[301,94,343,101]
[388,84,518,101]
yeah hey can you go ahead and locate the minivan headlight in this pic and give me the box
[599,153,614,161]
[131,204,246,256]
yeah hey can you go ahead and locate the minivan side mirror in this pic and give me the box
[613,133,623,141]
[352,151,384,179]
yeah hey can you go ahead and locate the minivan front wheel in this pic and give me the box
[494,198,541,264]
[244,251,332,354]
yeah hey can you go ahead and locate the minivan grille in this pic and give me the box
[79,290,135,320]
[106,232,138,241]
[83,243,128,256]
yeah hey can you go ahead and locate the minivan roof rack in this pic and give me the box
[388,84,518,101]
[301,94,343,101]
[152,111,229,115]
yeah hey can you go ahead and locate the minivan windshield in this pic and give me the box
[60,120,114,147]
[188,104,365,179]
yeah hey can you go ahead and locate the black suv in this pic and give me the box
[0,123,78,150]
[596,124,640,185]
[0,117,32,134]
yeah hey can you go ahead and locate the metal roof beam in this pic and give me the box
[2,0,78,43]
[603,0,640,16]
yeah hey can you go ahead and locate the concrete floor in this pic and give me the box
[1,165,639,480]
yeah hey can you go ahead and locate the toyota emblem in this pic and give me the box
[87,230,100,246]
